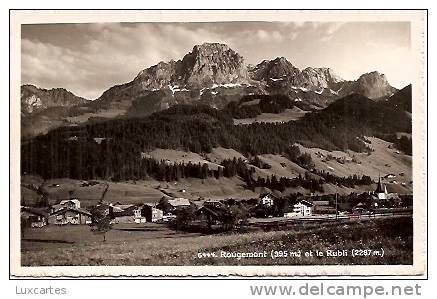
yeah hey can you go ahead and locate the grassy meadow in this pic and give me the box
[21,217,412,266]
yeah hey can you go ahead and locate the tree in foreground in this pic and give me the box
[90,205,113,242]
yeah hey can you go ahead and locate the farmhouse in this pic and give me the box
[195,204,233,227]
[113,204,147,223]
[21,207,48,228]
[158,197,192,214]
[284,200,314,218]
[143,204,164,222]
[168,198,191,208]
[196,205,226,223]
[48,207,92,225]
[60,198,81,209]
[51,198,81,214]
[259,193,276,207]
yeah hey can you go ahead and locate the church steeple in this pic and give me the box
[374,174,388,200]
[375,175,384,193]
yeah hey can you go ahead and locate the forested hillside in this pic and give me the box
[21,93,411,181]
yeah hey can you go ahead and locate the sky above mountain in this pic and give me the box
[21,21,411,100]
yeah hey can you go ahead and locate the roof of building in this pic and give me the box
[60,199,80,204]
[168,198,191,207]
[196,206,227,219]
[297,200,314,207]
[311,200,330,206]
[50,207,92,217]
[114,204,141,211]
[259,192,279,200]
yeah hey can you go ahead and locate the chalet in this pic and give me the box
[51,198,81,214]
[113,204,146,224]
[48,207,92,225]
[284,200,313,218]
[159,197,192,213]
[196,206,224,222]
[196,205,230,226]
[143,205,164,222]
[259,193,276,207]
[168,198,191,208]
[21,207,48,228]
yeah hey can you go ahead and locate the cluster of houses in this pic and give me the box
[20,195,190,229]
[21,199,93,228]
[21,177,406,229]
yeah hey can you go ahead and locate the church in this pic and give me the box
[372,176,401,208]
[374,176,388,200]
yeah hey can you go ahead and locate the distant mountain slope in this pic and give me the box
[381,84,412,112]
[21,84,88,115]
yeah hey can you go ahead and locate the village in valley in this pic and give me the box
[21,171,413,245]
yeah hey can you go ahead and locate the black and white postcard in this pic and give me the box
[9,10,427,277]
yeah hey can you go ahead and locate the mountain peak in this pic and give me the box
[179,43,249,87]
[132,42,249,90]
[192,42,231,53]
[356,71,397,100]
[272,56,290,63]
[250,56,299,82]
[359,71,386,80]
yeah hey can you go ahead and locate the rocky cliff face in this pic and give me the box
[354,71,397,100]
[133,60,179,91]
[249,57,343,90]
[21,84,88,114]
[132,43,249,90]
[300,67,343,90]
[97,43,251,109]
[180,43,250,88]
[249,57,300,83]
